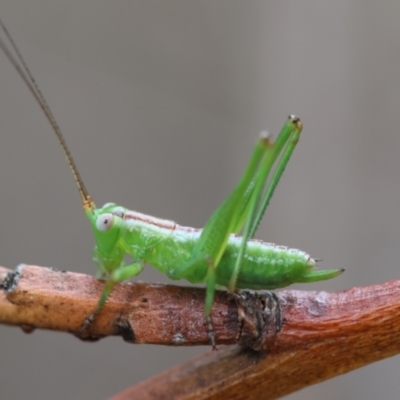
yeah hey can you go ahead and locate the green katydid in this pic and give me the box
[0,20,343,346]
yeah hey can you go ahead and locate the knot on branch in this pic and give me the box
[234,291,281,350]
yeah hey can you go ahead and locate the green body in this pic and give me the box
[89,204,326,291]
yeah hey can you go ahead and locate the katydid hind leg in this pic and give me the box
[168,132,274,346]
[232,117,302,235]
[249,115,303,238]
[228,116,303,292]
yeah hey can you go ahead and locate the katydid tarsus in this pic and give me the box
[0,20,343,346]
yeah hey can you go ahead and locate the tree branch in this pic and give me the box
[1,264,400,399]
[0,264,277,346]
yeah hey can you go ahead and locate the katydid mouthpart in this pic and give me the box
[0,19,343,347]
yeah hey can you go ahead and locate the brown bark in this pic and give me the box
[0,264,279,346]
[1,264,400,399]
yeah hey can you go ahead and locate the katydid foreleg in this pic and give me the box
[81,260,145,332]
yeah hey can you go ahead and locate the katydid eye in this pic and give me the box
[96,213,114,232]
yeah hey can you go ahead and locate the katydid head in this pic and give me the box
[86,203,126,272]
[86,204,124,252]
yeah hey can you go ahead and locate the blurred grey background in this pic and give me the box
[1,1,400,399]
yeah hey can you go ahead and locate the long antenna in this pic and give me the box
[0,18,94,211]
